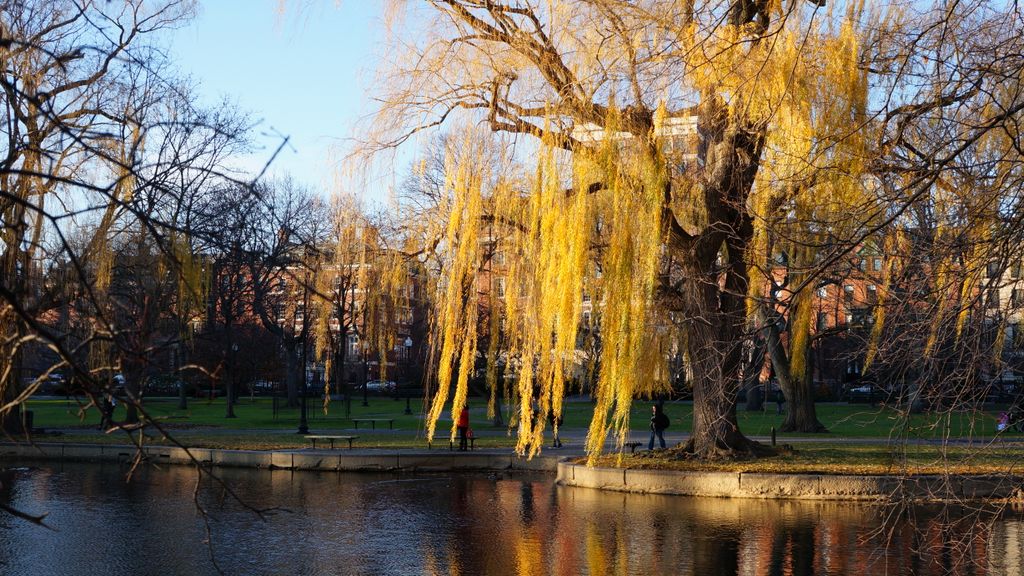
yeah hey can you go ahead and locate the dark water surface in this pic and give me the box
[1,463,1022,576]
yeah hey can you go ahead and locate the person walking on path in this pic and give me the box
[457,405,470,451]
[649,404,669,450]
[99,393,116,430]
[549,412,563,448]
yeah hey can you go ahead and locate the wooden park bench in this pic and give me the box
[351,418,394,430]
[305,435,358,450]
[449,429,476,451]
[624,441,643,454]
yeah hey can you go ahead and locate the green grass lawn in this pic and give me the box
[24,395,430,431]
[22,395,1024,474]
[24,395,1011,440]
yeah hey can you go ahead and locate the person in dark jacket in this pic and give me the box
[549,411,563,448]
[648,404,669,450]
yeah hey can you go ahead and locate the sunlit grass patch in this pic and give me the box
[591,442,1024,476]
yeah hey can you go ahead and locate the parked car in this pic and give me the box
[847,385,875,403]
[364,379,397,393]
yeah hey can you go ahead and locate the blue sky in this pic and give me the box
[167,1,383,195]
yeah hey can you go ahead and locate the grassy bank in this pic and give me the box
[17,395,1024,477]
[594,442,1024,476]
[23,396,1012,439]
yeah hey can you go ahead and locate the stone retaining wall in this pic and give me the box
[0,443,559,473]
[8,443,1019,500]
[555,461,1024,501]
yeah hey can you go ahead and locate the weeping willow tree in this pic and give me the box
[360,0,881,459]
[357,0,1024,460]
[0,0,219,433]
[310,195,369,413]
[309,194,417,416]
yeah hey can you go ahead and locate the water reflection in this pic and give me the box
[0,464,1021,575]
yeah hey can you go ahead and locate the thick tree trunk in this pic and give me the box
[177,379,188,410]
[176,343,188,409]
[225,327,237,418]
[1,407,24,434]
[225,381,237,417]
[680,255,770,458]
[686,320,769,458]
[284,339,300,408]
[764,312,827,433]
[670,105,774,458]
[781,375,826,432]
[334,347,351,417]
[1,340,25,434]
[122,364,144,425]
[742,336,766,412]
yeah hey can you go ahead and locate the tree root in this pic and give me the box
[780,420,829,433]
[669,435,787,461]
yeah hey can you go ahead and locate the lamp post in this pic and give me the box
[403,336,413,415]
[297,283,310,435]
[297,354,309,434]
[362,342,369,407]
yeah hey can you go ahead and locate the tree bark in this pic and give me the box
[673,103,773,458]
[177,379,188,410]
[742,336,766,412]
[763,310,827,432]
[283,339,300,408]
[122,363,144,425]
[225,336,237,419]
[680,253,770,458]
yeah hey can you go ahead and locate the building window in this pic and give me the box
[987,288,1000,308]
[817,286,828,299]
[1012,288,1024,308]
[844,285,855,302]
[844,313,853,325]
[859,259,867,271]
[582,291,591,303]
[817,312,828,331]
[852,309,867,326]
[495,277,506,298]
[987,261,1002,279]
[873,257,883,271]
[493,250,505,266]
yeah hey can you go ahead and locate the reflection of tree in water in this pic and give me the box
[767,519,815,576]
[694,527,740,576]
[551,490,1023,576]
[895,504,994,576]
[519,480,535,526]
[8,468,1024,575]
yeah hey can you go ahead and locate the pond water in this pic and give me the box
[1,463,1022,576]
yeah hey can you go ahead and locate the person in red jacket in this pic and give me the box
[457,406,470,451]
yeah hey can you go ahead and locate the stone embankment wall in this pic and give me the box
[0,443,558,472]
[556,461,1024,501]
[6,443,1021,501]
